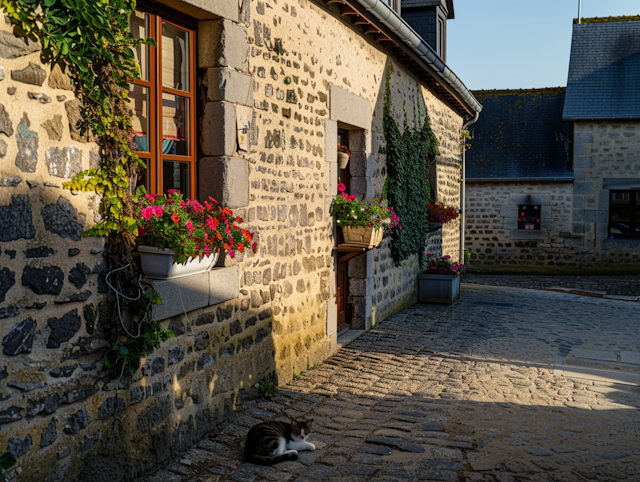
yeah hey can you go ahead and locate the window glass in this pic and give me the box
[130,11,149,81]
[610,191,634,238]
[163,161,190,195]
[129,84,150,152]
[162,93,189,156]
[162,22,190,91]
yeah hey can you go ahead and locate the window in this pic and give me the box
[609,190,640,239]
[129,4,197,197]
[381,0,399,13]
[518,205,540,230]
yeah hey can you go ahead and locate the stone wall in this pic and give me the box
[465,182,575,271]
[466,121,640,273]
[0,0,466,480]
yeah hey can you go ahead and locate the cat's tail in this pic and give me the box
[245,452,298,466]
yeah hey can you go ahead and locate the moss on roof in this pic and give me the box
[574,15,640,24]
[472,87,566,104]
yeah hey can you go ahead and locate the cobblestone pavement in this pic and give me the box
[142,285,640,482]
[463,274,640,297]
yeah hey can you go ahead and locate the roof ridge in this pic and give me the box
[472,87,566,102]
[574,15,640,24]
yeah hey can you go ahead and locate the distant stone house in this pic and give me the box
[465,16,640,273]
[0,0,480,480]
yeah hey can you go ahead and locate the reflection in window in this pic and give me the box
[162,93,189,156]
[129,84,149,152]
[162,22,189,91]
[130,11,149,81]
[163,161,190,194]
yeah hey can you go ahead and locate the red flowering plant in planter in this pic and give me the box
[135,190,256,263]
[422,253,465,275]
[331,183,401,234]
[337,144,350,156]
[427,204,459,224]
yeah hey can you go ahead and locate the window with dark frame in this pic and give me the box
[129,3,197,198]
[517,205,540,230]
[609,190,640,239]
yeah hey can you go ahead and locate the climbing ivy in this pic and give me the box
[0,0,172,375]
[383,64,439,264]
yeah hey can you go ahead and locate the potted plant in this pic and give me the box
[331,183,400,247]
[135,190,256,280]
[418,253,465,304]
[337,144,351,170]
[427,203,459,230]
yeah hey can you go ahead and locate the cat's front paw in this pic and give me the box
[307,443,316,451]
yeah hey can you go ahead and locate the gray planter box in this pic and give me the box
[418,273,460,304]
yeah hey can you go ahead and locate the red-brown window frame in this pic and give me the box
[133,1,198,198]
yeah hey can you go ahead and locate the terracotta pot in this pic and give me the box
[342,225,383,247]
[337,152,350,170]
[138,246,220,280]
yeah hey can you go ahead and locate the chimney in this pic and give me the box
[401,0,454,61]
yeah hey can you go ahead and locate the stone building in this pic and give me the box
[465,16,640,273]
[0,0,480,480]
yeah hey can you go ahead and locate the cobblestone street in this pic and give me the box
[142,284,640,482]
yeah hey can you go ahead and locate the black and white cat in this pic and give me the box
[244,419,315,465]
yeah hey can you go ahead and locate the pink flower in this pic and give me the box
[141,207,153,220]
[152,205,164,218]
[167,189,179,195]
[444,255,451,259]
[367,222,372,226]
[186,220,194,233]
[228,249,235,258]
[204,244,210,256]
[350,194,357,200]
[145,194,156,202]
[339,193,350,199]
[337,183,346,192]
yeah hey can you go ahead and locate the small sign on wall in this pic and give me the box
[518,205,541,230]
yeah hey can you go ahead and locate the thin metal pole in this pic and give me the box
[578,0,582,23]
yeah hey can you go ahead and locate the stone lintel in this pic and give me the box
[329,86,372,130]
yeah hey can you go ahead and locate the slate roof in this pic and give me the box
[563,19,640,120]
[466,89,573,180]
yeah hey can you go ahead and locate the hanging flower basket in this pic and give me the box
[138,246,220,280]
[338,144,351,169]
[342,225,384,248]
[337,152,350,169]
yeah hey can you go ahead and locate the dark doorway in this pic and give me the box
[336,128,352,332]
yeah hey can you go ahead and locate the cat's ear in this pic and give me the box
[291,419,299,428]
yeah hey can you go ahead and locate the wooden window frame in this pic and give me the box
[133,1,198,198]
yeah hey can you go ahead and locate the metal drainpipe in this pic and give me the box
[460,112,479,265]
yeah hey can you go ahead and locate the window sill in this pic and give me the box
[152,265,239,321]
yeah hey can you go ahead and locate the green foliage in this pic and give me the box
[574,15,640,24]
[383,64,439,264]
[464,248,471,265]
[258,380,277,399]
[0,0,170,376]
[0,451,16,479]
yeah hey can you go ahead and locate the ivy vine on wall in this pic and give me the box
[1,0,172,375]
[383,64,439,264]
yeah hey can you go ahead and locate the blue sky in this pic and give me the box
[447,0,640,91]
